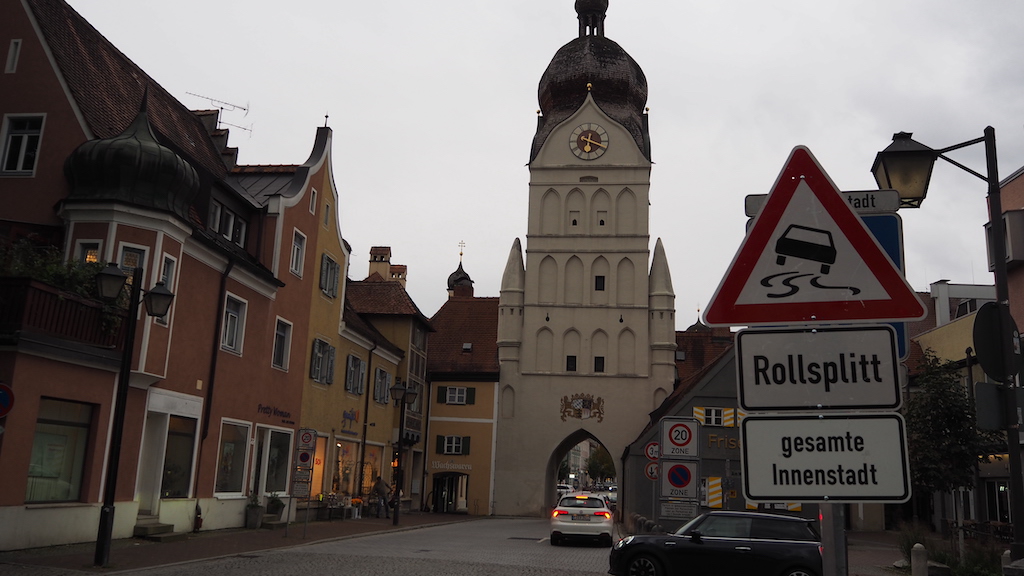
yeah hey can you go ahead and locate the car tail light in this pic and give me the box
[552,509,568,518]
[818,545,824,557]
[596,511,611,519]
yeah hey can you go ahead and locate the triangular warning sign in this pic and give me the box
[703,146,926,326]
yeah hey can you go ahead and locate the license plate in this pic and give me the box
[571,514,590,521]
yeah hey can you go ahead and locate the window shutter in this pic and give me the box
[461,436,471,455]
[330,260,340,297]
[465,387,476,405]
[320,254,329,290]
[436,435,445,454]
[358,360,366,394]
[437,386,447,404]
[325,346,336,384]
[310,340,321,379]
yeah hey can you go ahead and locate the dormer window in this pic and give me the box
[462,343,473,352]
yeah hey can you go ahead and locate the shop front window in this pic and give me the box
[215,421,250,494]
[26,398,92,503]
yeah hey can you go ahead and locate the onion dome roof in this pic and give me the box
[447,262,474,290]
[64,94,200,221]
[531,1,648,161]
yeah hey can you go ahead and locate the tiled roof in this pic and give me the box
[346,277,431,325]
[427,296,499,375]
[342,300,403,358]
[27,0,227,178]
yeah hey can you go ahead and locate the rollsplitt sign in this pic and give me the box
[736,324,901,411]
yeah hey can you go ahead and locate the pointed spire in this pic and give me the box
[649,238,675,297]
[501,238,525,293]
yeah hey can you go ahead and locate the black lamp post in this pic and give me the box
[93,263,174,567]
[389,379,417,526]
[873,127,1024,560]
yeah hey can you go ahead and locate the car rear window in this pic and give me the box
[559,496,605,508]
[750,518,818,541]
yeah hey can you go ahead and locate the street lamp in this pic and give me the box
[872,127,1024,560]
[93,263,174,567]
[389,378,418,526]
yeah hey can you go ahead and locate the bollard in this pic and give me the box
[912,543,927,576]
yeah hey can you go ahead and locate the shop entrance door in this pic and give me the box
[432,473,469,513]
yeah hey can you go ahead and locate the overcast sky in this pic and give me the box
[69,0,1024,329]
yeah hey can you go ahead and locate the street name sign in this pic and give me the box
[741,414,910,502]
[745,189,901,217]
[736,324,901,411]
[704,146,925,326]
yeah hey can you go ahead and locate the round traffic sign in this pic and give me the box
[0,383,13,418]
[298,451,313,464]
[644,461,659,480]
[668,423,693,447]
[667,464,693,488]
[644,441,660,461]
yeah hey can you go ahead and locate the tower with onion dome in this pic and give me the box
[495,0,676,516]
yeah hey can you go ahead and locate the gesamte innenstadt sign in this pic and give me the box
[741,414,910,503]
[736,324,901,411]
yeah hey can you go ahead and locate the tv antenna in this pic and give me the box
[186,92,252,135]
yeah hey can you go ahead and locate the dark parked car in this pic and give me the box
[608,511,822,576]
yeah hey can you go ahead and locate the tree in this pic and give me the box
[586,446,616,483]
[903,349,999,494]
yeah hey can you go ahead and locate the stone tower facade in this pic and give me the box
[494,0,676,516]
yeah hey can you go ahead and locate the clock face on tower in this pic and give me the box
[569,123,609,160]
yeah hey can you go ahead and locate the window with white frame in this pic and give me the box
[2,115,43,174]
[272,319,292,370]
[373,368,391,404]
[309,188,318,214]
[440,386,475,405]
[221,296,246,353]
[703,407,724,427]
[77,241,100,264]
[310,338,336,384]
[208,200,246,247]
[324,203,331,228]
[320,254,340,298]
[437,435,470,456]
[119,246,145,277]
[5,39,22,74]
[155,255,175,325]
[290,230,306,276]
[345,355,366,394]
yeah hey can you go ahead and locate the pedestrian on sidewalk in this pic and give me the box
[372,476,391,519]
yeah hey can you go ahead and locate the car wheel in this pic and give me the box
[600,534,613,547]
[780,568,817,576]
[626,554,662,576]
[550,533,561,546]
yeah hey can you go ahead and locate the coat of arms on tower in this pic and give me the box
[560,393,604,423]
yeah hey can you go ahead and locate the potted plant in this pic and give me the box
[245,491,264,529]
[266,492,285,517]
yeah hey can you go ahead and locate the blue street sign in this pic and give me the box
[862,214,909,359]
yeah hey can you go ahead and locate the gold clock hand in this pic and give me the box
[582,136,607,149]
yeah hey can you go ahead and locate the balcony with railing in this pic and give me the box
[0,277,126,352]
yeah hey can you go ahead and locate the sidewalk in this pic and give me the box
[0,511,469,573]
[847,531,905,576]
